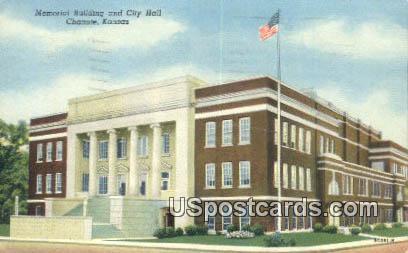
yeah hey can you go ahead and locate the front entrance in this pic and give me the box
[165,212,175,227]
[140,173,147,196]
[117,174,126,196]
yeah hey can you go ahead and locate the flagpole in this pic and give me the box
[276,8,282,233]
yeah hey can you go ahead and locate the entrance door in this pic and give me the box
[117,174,126,196]
[166,212,175,227]
[140,173,147,196]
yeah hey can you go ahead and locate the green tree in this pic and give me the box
[0,119,28,224]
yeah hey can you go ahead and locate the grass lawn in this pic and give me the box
[132,232,368,247]
[0,224,10,237]
[370,227,408,237]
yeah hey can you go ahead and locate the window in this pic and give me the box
[291,165,297,190]
[222,162,233,188]
[274,118,278,145]
[36,143,43,162]
[98,175,108,194]
[298,128,305,152]
[56,141,63,161]
[206,205,215,231]
[343,175,353,195]
[384,184,393,199]
[372,181,381,197]
[161,172,170,191]
[239,161,251,187]
[137,136,148,157]
[282,122,288,146]
[46,142,53,162]
[328,172,339,195]
[117,137,127,159]
[240,206,251,229]
[325,138,329,153]
[222,205,232,231]
[319,136,324,154]
[35,206,42,216]
[55,173,62,193]
[306,168,312,191]
[298,167,304,191]
[36,174,42,193]
[371,161,384,171]
[274,162,279,187]
[99,141,108,160]
[283,163,289,189]
[358,178,368,196]
[222,120,233,146]
[397,185,403,201]
[290,125,296,148]
[239,117,251,144]
[205,122,216,147]
[162,133,170,155]
[305,131,311,154]
[330,139,335,154]
[385,209,393,223]
[83,140,90,159]
[46,174,52,193]
[82,173,89,192]
[205,163,215,189]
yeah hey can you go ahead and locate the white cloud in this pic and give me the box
[316,85,407,147]
[0,14,185,51]
[288,20,407,59]
[0,64,247,124]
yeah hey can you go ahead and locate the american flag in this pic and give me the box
[259,11,279,41]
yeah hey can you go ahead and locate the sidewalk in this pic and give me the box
[0,236,407,252]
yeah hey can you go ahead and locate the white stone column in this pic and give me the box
[128,126,139,195]
[88,132,97,196]
[150,123,162,199]
[108,129,117,195]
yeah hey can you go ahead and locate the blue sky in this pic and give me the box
[0,0,406,145]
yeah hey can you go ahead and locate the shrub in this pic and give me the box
[184,225,198,236]
[392,223,403,228]
[165,227,176,238]
[175,227,184,236]
[350,226,361,236]
[241,224,251,232]
[153,228,167,239]
[227,224,238,233]
[225,230,255,239]
[264,232,295,247]
[313,222,323,233]
[288,238,296,246]
[374,223,387,230]
[322,225,338,234]
[197,225,209,235]
[361,224,372,233]
[251,224,265,236]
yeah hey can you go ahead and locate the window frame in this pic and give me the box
[46,142,53,162]
[222,119,233,146]
[36,143,43,162]
[205,122,216,148]
[36,174,42,194]
[46,173,52,194]
[239,161,251,188]
[162,132,170,155]
[161,172,170,191]
[98,140,108,160]
[290,165,297,190]
[222,162,233,188]
[56,141,63,161]
[205,163,216,189]
[55,173,62,193]
[239,117,251,145]
[137,135,149,157]
[117,137,127,159]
